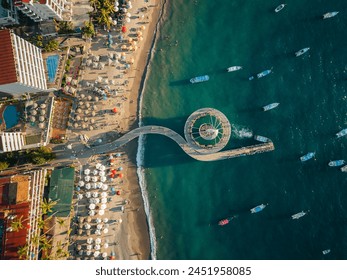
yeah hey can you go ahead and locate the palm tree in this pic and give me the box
[41,198,57,215]
[56,218,66,228]
[17,245,29,260]
[8,215,24,232]
[89,0,100,12]
[97,8,112,29]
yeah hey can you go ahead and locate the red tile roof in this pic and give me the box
[0,30,18,86]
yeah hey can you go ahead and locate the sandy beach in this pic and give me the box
[63,0,166,260]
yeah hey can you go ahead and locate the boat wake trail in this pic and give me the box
[232,125,253,139]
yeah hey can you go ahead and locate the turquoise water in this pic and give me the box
[140,0,347,259]
[3,105,19,129]
[46,55,59,83]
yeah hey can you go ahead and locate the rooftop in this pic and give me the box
[0,30,17,86]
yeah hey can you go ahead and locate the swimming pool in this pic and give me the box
[3,105,19,129]
[46,54,60,83]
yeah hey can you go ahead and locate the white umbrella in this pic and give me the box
[100,204,107,210]
[96,163,102,169]
[100,165,106,171]
[92,176,98,182]
[95,238,101,244]
[95,198,100,204]
[103,218,109,223]
[99,171,106,176]
[97,224,103,230]
[85,184,91,190]
[67,144,72,150]
[85,192,91,198]
[89,204,96,210]
[78,250,84,256]
[86,250,92,256]
[88,210,95,216]
[101,198,107,204]
[101,192,107,198]
[91,182,97,189]
[93,169,99,175]
[84,223,91,229]
[126,12,131,17]
[102,252,108,258]
[96,182,103,189]
[94,244,101,250]
[125,17,130,22]
[98,209,105,216]
[103,228,109,234]
[100,176,107,182]
[95,229,101,235]
[94,251,100,258]
[85,176,91,182]
[78,181,85,187]
[87,238,93,244]
[92,192,99,198]
[77,194,83,200]
[87,244,92,250]
[103,243,109,249]
[117,219,122,224]
[101,184,108,191]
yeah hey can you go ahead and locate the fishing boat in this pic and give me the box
[190,75,209,84]
[248,76,254,81]
[250,204,267,214]
[254,135,270,143]
[336,128,347,138]
[328,160,345,167]
[275,4,286,13]
[300,152,315,162]
[291,211,307,220]
[322,249,331,255]
[218,216,236,226]
[257,69,272,78]
[295,47,310,57]
[323,11,339,19]
[227,66,242,72]
[341,165,347,172]
[263,103,279,111]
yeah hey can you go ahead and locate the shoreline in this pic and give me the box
[120,0,167,260]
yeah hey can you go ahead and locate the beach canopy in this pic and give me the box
[95,244,101,250]
[117,167,123,171]
[89,204,96,210]
[112,108,117,113]
[118,173,123,178]
[87,238,93,244]
[121,26,127,33]
[98,209,105,216]
[112,169,117,174]
[101,192,107,198]
[94,251,100,258]
[84,169,90,175]
[116,190,121,195]
[101,184,108,191]
[85,192,91,198]
[97,224,103,230]
[78,181,85,187]
[85,175,91,182]
[103,228,109,234]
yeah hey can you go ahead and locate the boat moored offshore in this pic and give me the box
[341,165,347,172]
[295,47,310,57]
[250,204,267,213]
[275,4,286,13]
[218,216,236,226]
[291,211,307,219]
[227,66,243,72]
[263,103,279,111]
[322,249,331,255]
[257,69,272,78]
[336,128,347,138]
[300,152,315,162]
[328,160,345,167]
[323,11,339,19]
[254,135,270,143]
[190,75,209,84]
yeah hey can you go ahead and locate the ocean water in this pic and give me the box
[139,0,347,259]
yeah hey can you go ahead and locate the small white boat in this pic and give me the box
[263,103,279,111]
[322,249,331,255]
[254,135,270,143]
[340,165,347,172]
[250,203,267,213]
[336,128,347,138]
[275,4,286,13]
[323,11,339,19]
[328,160,345,167]
[227,66,243,72]
[295,47,310,57]
[291,211,307,220]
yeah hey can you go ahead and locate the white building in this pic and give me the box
[0,29,47,95]
[14,0,72,22]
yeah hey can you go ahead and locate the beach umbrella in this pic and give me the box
[101,184,108,191]
[103,218,109,223]
[103,228,109,234]
[87,237,93,244]
[96,163,102,169]
[99,171,106,176]
[89,203,96,210]
[76,115,81,121]
[125,17,130,22]
[116,153,121,157]
[125,63,130,69]
[100,204,107,210]
[75,186,81,192]
[87,244,92,250]
[95,237,101,244]
[85,192,91,198]
[96,182,103,189]
[86,229,91,236]
[91,182,96,189]
[94,251,100,258]
[86,251,92,256]
[84,223,91,229]
[92,176,98,182]
[67,144,72,150]
[121,44,127,50]
[92,192,99,198]
[117,167,123,171]
[98,209,105,216]
[88,210,95,216]
[77,194,83,200]
[117,219,122,224]
[78,229,83,235]
[85,183,91,190]
[93,169,98,175]
[78,181,85,187]
[101,198,107,204]
[101,192,107,198]
[126,12,131,17]
[102,252,108,259]
[100,176,107,182]
[118,173,123,178]
[116,190,121,195]
[121,26,126,33]
[95,198,100,204]
[97,224,103,230]
[140,25,146,30]
[129,58,135,64]
[85,175,91,182]
[138,36,143,41]
[136,31,142,37]
[95,229,101,235]
[94,244,101,250]
[84,169,90,175]
[95,219,102,225]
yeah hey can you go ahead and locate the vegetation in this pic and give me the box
[56,21,75,34]
[89,0,116,30]
[43,39,60,52]
[0,161,9,171]
[41,198,58,215]
[82,21,96,38]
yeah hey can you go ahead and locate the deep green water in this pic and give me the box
[140,0,347,259]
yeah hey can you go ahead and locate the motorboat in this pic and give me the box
[323,11,339,19]
[218,216,236,226]
[291,211,307,219]
[275,4,286,13]
[254,135,270,143]
[249,76,254,81]
[190,75,209,84]
[295,47,310,57]
[328,160,345,167]
[336,128,347,138]
[300,152,315,162]
[341,165,347,172]
[257,69,272,78]
[263,103,279,111]
[322,249,331,255]
[250,204,267,213]
[227,66,242,72]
